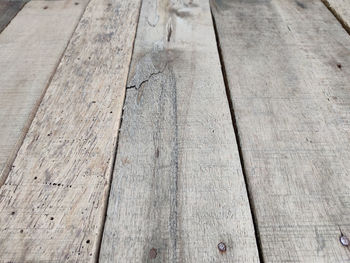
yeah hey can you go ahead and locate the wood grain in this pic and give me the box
[212,0,350,261]
[0,0,90,186]
[322,0,350,34]
[100,0,259,262]
[0,0,26,33]
[0,0,141,261]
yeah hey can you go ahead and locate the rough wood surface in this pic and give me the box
[322,0,350,34]
[0,0,90,186]
[100,0,259,262]
[212,0,350,261]
[0,0,26,33]
[0,0,141,261]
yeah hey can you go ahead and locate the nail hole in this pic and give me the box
[74,2,79,5]
[149,248,157,259]
[50,217,54,220]
[11,211,15,215]
[337,63,342,69]
[34,177,37,180]
[20,229,23,233]
[86,240,90,244]
[43,6,48,9]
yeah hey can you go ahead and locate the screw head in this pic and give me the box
[340,235,349,246]
[218,242,226,252]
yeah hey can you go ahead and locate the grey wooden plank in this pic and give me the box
[100,0,260,262]
[0,0,26,33]
[0,0,89,186]
[212,0,350,261]
[0,0,141,261]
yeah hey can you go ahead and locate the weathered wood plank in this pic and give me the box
[0,0,89,185]
[212,0,350,261]
[0,0,141,262]
[322,0,350,34]
[100,0,260,262]
[0,0,26,33]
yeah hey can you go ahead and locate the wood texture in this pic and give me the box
[322,0,350,34]
[0,0,89,186]
[0,0,26,33]
[0,0,141,261]
[100,0,259,262]
[212,0,350,261]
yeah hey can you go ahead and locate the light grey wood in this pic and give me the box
[212,0,350,261]
[100,0,260,262]
[0,0,141,261]
[0,0,27,33]
[322,0,350,34]
[0,0,90,186]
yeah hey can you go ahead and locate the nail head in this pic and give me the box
[340,235,349,246]
[218,242,226,252]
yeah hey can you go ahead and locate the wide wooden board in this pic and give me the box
[212,0,350,261]
[100,0,260,262]
[0,0,89,185]
[0,0,141,261]
[0,0,26,33]
[322,0,350,34]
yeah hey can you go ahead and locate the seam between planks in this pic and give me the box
[0,0,92,188]
[0,0,28,34]
[210,6,265,263]
[321,0,350,35]
[94,1,143,261]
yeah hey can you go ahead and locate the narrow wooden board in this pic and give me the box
[0,0,26,33]
[322,0,350,34]
[212,0,350,261]
[100,0,259,262]
[0,0,89,185]
[0,0,141,262]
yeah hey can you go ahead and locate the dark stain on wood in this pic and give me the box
[295,0,306,9]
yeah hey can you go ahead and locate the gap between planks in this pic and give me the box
[95,2,143,259]
[321,0,350,35]
[0,0,27,33]
[210,4,265,263]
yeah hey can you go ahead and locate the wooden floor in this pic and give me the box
[0,0,349,262]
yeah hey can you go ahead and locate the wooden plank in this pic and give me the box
[0,0,141,261]
[212,0,350,261]
[100,0,259,262]
[0,0,89,185]
[0,0,26,33]
[322,0,350,34]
